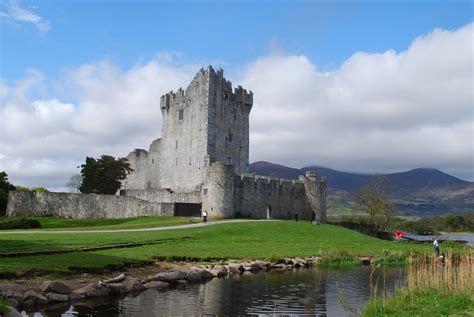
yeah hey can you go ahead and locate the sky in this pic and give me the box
[0,0,473,191]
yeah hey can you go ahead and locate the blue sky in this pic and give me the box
[2,0,472,80]
[0,0,473,189]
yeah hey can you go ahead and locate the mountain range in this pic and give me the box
[248,161,474,216]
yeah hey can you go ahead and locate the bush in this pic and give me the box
[0,218,42,230]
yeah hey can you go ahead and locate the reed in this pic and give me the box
[362,249,474,316]
[406,249,473,295]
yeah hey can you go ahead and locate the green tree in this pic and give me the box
[79,155,133,195]
[354,173,395,228]
[0,172,16,215]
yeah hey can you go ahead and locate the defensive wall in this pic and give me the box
[6,191,171,219]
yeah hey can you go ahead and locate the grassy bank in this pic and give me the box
[0,219,464,276]
[0,215,190,231]
[362,250,473,316]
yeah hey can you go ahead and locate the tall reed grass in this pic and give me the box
[407,249,473,294]
[362,249,474,316]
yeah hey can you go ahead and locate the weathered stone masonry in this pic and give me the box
[7,66,327,220]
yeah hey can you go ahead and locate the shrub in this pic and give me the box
[0,299,10,313]
[0,218,42,230]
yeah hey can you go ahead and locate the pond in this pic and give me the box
[29,266,406,317]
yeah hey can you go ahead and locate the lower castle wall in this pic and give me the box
[6,191,169,219]
[234,174,311,219]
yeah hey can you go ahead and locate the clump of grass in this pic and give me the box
[318,254,361,268]
[374,250,408,266]
[0,218,41,230]
[0,299,10,313]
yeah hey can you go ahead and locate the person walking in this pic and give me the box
[294,211,299,222]
[433,237,440,257]
[202,210,208,224]
[311,210,316,224]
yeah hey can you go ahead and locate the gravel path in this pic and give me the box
[0,219,277,234]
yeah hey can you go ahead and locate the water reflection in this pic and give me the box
[31,266,405,317]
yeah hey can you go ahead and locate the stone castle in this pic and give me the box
[7,66,327,221]
[120,66,327,221]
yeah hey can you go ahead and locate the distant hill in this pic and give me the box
[248,161,474,216]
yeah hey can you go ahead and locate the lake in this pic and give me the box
[29,266,406,317]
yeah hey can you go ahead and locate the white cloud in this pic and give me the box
[0,0,50,31]
[237,23,473,180]
[0,24,473,190]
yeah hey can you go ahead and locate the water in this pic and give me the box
[29,266,406,317]
[405,233,474,247]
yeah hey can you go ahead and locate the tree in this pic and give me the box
[354,173,395,228]
[66,174,83,193]
[0,172,16,215]
[79,155,133,195]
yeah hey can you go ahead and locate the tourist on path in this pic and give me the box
[433,237,440,257]
[311,210,316,224]
[202,210,208,224]
[294,211,299,222]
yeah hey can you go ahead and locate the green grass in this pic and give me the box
[0,299,9,313]
[317,254,361,268]
[0,220,462,275]
[0,215,190,231]
[362,288,474,316]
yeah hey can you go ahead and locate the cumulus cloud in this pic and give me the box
[0,0,50,31]
[239,23,473,180]
[0,24,473,190]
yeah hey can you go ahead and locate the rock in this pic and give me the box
[4,298,19,308]
[0,290,15,299]
[153,271,187,283]
[249,262,262,271]
[143,281,171,290]
[24,290,48,306]
[40,280,72,295]
[104,283,127,295]
[2,307,23,317]
[69,292,86,301]
[197,268,214,280]
[72,283,110,299]
[46,292,69,302]
[123,278,146,293]
[226,263,244,274]
[271,263,286,269]
[185,270,202,283]
[210,265,228,277]
[103,273,126,284]
[361,257,371,265]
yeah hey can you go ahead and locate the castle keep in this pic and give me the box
[121,66,327,221]
[7,66,327,221]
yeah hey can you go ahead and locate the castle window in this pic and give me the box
[152,158,154,164]
[224,132,233,145]
[178,109,184,120]
[175,141,178,149]
[223,91,228,99]
[225,157,232,165]
[203,188,208,196]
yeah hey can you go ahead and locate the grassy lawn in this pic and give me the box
[0,220,463,275]
[0,215,190,231]
[362,288,474,316]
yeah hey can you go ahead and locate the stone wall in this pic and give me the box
[6,191,169,219]
[121,188,201,204]
[235,174,311,219]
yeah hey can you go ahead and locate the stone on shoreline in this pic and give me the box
[104,283,127,295]
[102,273,126,284]
[143,281,171,290]
[152,270,187,283]
[226,263,244,274]
[185,270,202,282]
[210,265,228,277]
[72,283,110,299]
[46,292,69,302]
[24,290,48,306]
[40,280,72,295]
[123,278,146,293]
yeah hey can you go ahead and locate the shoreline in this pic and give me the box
[0,255,375,313]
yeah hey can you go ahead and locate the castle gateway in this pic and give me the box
[7,66,326,221]
[120,66,327,221]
